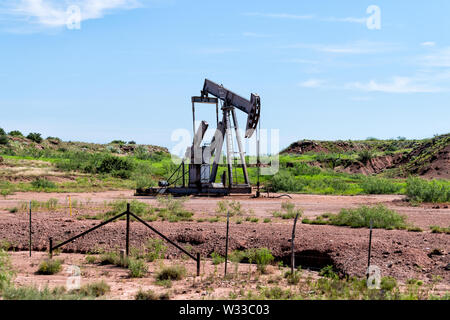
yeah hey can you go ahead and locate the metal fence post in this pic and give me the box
[196,253,201,277]
[29,201,32,257]
[367,219,373,271]
[224,211,230,277]
[49,237,53,258]
[126,203,130,257]
[291,213,300,274]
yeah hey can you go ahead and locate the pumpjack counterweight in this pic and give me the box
[135,79,261,197]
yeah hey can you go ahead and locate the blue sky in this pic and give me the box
[0,0,449,152]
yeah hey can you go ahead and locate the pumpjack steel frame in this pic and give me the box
[135,79,260,197]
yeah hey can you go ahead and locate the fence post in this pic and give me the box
[196,253,201,277]
[291,213,300,274]
[126,203,130,257]
[29,201,32,257]
[224,211,230,277]
[49,237,53,258]
[367,219,373,273]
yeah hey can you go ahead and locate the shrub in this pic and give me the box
[247,248,274,273]
[211,252,225,265]
[273,202,303,219]
[145,239,167,262]
[79,281,110,297]
[0,128,5,135]
[8,130,23,137]
[135,289,158,300]
[328,204,407,230]
[111,140,126,145]
[319,265,338,279]
[85,255,97,264]
[0,250,14,290]
[128,259,148,278]
[357,150,374,164]
[406,177,450,203]
[27,132,43,143]
[269,171,304,193]
[156,265,186,281]
[37,259,62,275]
[97,155,134,178]
[0,135,8,145]
[31,178,56,189]
[284,269,302,285]
[361,177,401,194]
[380,276,397,291]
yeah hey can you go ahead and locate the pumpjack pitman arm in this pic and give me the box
[201,79,260,138]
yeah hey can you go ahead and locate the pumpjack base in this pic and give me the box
[135,185,252,197]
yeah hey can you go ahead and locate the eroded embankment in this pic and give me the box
[0,218,448,283]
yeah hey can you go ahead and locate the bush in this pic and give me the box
[361,177,401,194]
[329,204,407,230]
[156,265,186,281]
[79,281,110,297]
[0,250,14,290]
[145,239,167,262]
[357,150,374,164]
[0,128,5,135]
[97,155,134,178]
[211,252,225,265]
[27,133,43,143]
[128,259,148,278]
[8,130,23,137]
[272,202,303,219]
[37,259,62,275]
[319,265,338,279]
[381,276,397,291]
[31,178,56,189]
[269,171,304,193]
[135,289,158,300]
[0,135,8,145]
[247,248,274,274]
[111,140,126,145]
[406,177,450,203]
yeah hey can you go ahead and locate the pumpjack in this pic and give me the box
[136,79,261,196]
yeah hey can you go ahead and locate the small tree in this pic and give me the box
[27,132,43,143]
[8,130,23,137]
[0,135,8,145]
[0,128,5,135]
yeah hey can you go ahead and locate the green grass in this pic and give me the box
[429,225,450,234]
[303,205,409,230]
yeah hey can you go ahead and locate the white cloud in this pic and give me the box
[243,12,314,20]
[347,76,443,93]
[298,79,325,88]
[285,41,400,55]
[421,41,436,47]
[0,0,141,30]
[419,47,450,67]
[323,17,366,24]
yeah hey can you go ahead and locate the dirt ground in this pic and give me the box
[0,190,449,299]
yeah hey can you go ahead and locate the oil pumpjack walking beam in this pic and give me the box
[135,79,261,197]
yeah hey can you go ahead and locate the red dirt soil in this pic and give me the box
[0,191,449,286]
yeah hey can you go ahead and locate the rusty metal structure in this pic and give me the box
[136,79,261,196]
